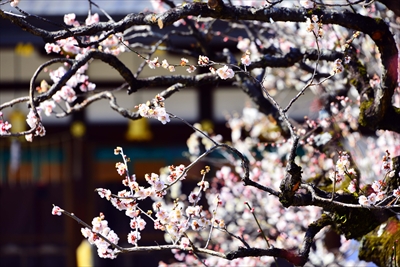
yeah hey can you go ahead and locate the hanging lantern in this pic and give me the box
[9,109,26,134]
[70,121,86,138]
[126,118,152,141]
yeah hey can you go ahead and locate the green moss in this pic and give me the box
[356,60,368,77]
[358,99,374,127]
[374,17,383,24]
[359,218,400,266]
[331,207,380,239]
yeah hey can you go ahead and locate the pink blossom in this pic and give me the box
[188,191,200,203]
[358,195,369,205]
[331,59,344,75]
[97,188,112,200]
[180,58,189,66]
[161,59,169,69]
[127,231,141,244]
[237,38,250,52]
[64,13,78,26]
[147,57,159,69]
[300,0,314,9]
[0,120,12,134]
[25,133,33,142]
[198,55,210,66]
[393,188,400,197]
[371,181,382,193]
[40,100,56,116]
[241,53,251,66]
[44,43,61,54]
[186,65,196,73]
[51,206,63,216]
[10,0,20,7]
[180,237,191,249]
[216,65,235,80]
[115,162,127,176]
[347,180,356,193]
[130,217,146,231]
[367,193,377,204]
[85,13,99,25]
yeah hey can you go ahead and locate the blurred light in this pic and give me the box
[126,118,152,141]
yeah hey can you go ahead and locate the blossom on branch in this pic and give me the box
[9,0,20,8]
[0,113,12,134]
[216,65,235,79]
[64,13,79,27]
[51,206,63,216]
[241,50,251,66]
[198,55,210,66]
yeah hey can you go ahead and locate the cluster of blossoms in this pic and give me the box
[241,50,251,67]
[147,57,197,73]
[306,15,323,38]
[0,112,12,134]
[179,108,326,266]
[62,147,228,259]
[81,213,120,259]
[137,94,170,124]
[147,55,238,80]
[329,151,357,184]
[51,206,120,259]
[215,65,235,80]
[331,58,344,75]
[356,150,400,206]
[9,0,20,8]
[25,108,46,142]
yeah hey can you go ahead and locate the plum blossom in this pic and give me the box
[40,100,56,116]
[44,43,61,54]
[188,191,200,203]
[393,188,400,198]
[180,237,191,249]
[186,65,196,73]
[115,162,127,176]
[0,113,12,134]
[85,13,99,25]
[367,193,377,205]
[64,13,79,27]
[97,188,112,200]
[198,55,210,66]
[180,58,189,66]
[237,38,251,52]
[241,51,251,66]
[51,206,63,216]
[348,180,357,193]
[161,59,169,69]
[216,65,235,79]
[127,231,141,244]
[300,0,314,9]
[137,95,170,124]
[79,213,120,259]
[56,86,76,103]
[147,57,159,69]
[25,134,33,142]
[331,59,344,74]
[10,0,20,7]
[358,195,369,205]
[130,217,146,231]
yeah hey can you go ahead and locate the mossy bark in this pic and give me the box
[359,217,400,267]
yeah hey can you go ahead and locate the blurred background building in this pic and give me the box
[0,1,313,266]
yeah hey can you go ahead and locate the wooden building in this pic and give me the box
[0,2,312,266]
